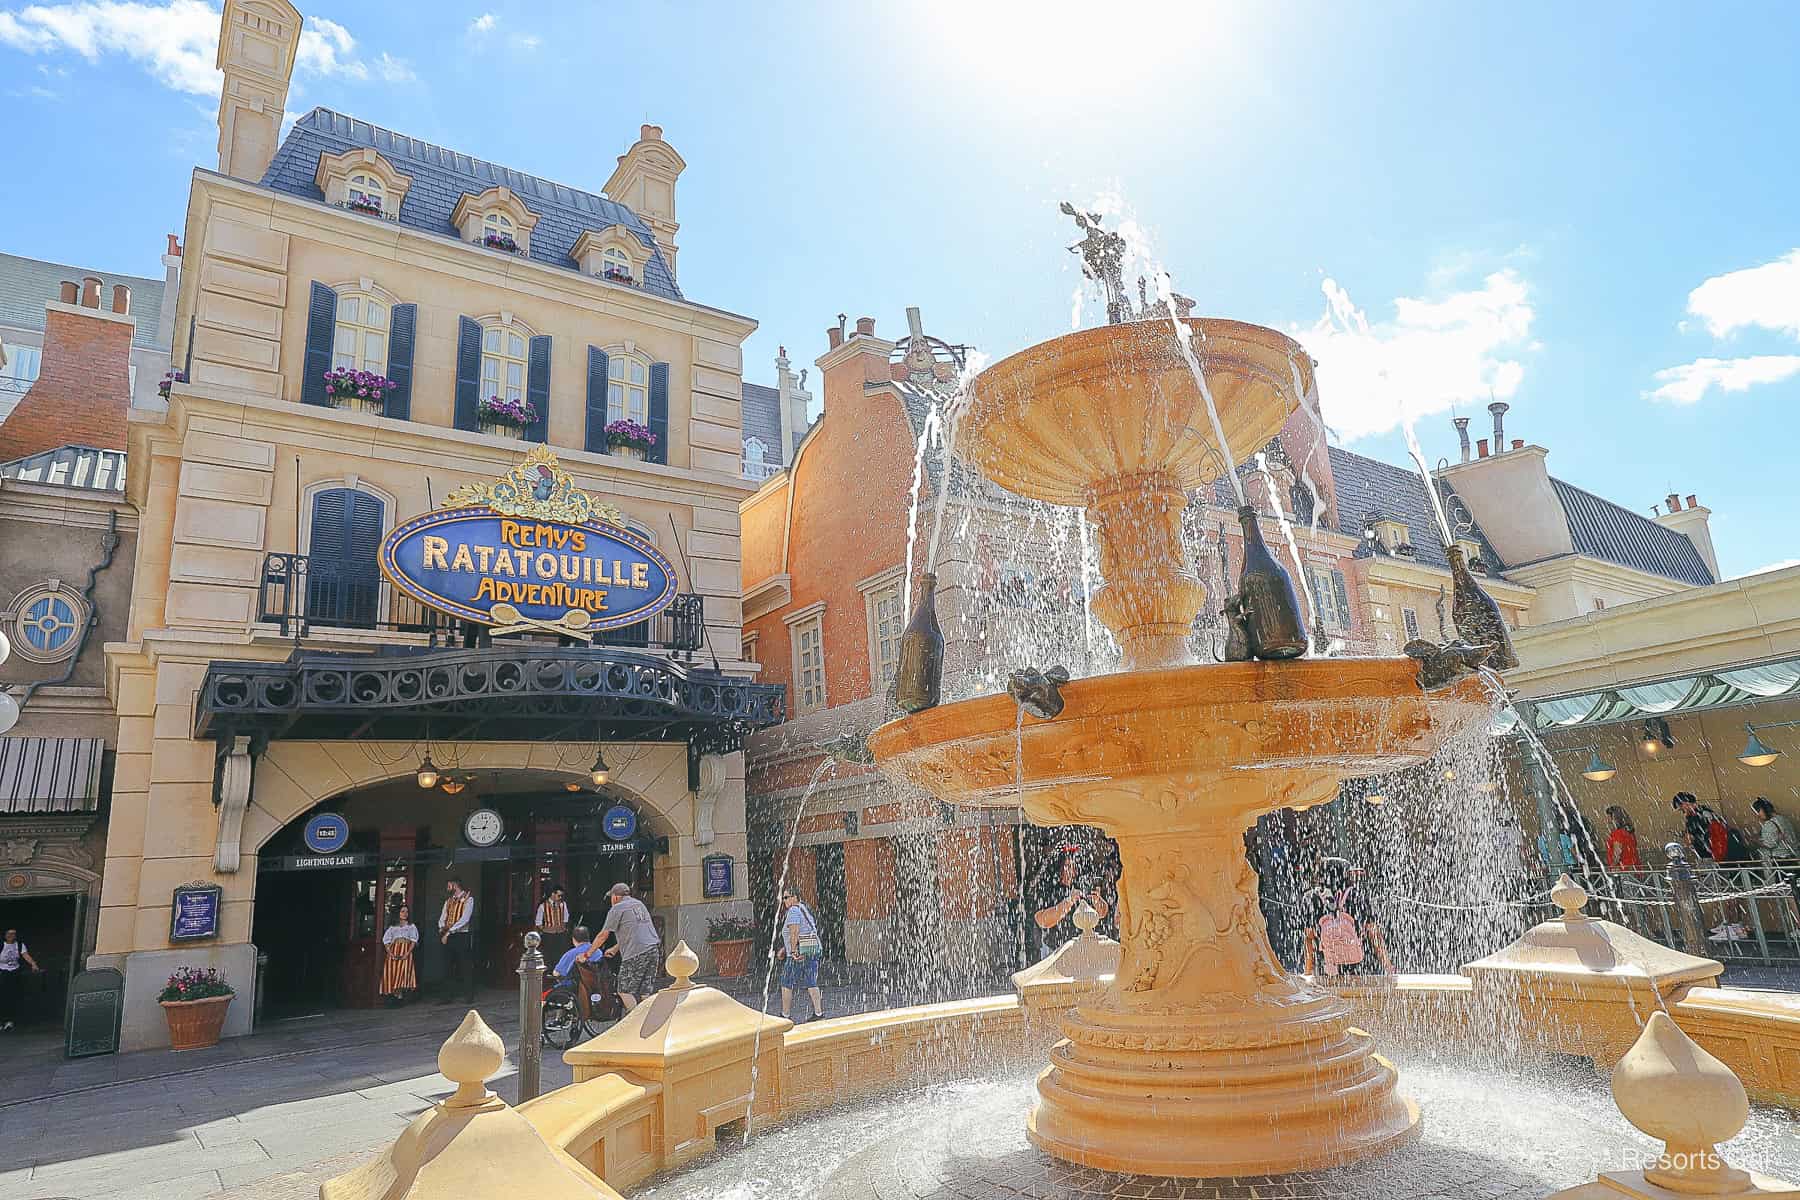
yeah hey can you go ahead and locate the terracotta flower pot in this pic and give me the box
[161,994,232,1050]
[709,937,753,979]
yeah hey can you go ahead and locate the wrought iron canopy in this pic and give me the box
[195,645,785,752]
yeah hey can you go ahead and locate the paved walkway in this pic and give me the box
[0,978,887,1200]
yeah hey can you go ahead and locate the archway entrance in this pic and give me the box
[252,768,669,1016]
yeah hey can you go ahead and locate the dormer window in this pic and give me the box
[315,147,410,221]
[452,186,539,255]
[572,228,642,286]
[601,247,633,283]
[1455,538,1487,573]
[1368,516,1410,555]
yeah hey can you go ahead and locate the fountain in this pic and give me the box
[868,310,1492,1177]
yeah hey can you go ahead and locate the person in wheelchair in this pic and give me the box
[551,925,598,1017]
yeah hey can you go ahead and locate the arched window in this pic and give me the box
[347,172,384,211]
[608,353,648,424]
[482,211,515,239]
[306,487,386,628]
[482,324,529,403]
[600,246,632,280]
[333,292,388,372]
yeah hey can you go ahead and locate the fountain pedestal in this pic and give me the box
[872,318,1489,1178]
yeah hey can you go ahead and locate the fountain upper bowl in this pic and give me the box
[963,317,1315,507]
[869,658,1489,828]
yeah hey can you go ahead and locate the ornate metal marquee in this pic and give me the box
[194,645,785,752]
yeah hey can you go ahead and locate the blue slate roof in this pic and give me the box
[740,381,786,464]
[1550,477,1713,586]
[0,251,166,350]
[261,108,682,302]
[1328,446,1506,573]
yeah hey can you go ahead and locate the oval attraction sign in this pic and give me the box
[379,447,677,636]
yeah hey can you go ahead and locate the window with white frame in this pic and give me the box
[1,343,41,391]
[9,582,86,663]
[482,324,529,403]
[333,293,389,372]
[790,613,826,713]
[1402,607,1420,641]
[600,245,632,279]
[866,582,904,691]
[482,211,515,240]
[1306,564,1352,630]
[348,171,384,210]
[608,353,649,424]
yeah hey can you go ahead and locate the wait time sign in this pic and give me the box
[379,447,677,637]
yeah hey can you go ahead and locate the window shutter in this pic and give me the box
[302,281,337,406]
[586,346,610,453]
[454,315,482,431]
[384,303,416,420]
[307,487,386,628]
[526,334,551,444]
[1331,568,1350,623]
[647,361,670,464]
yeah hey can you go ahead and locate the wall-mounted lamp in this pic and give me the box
[415,756,440,789]
[1739,725,1782,768]
[1581,749,1617,783]
[1639,717,1674,756]
[440,776,466,796]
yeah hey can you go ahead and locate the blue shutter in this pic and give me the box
[526,334,551,444]
[648,361,670,465]
[385,303,416,420]
[586,346,610,453]
[302,282,337,406]
[307,488,385,628]
[454,316,482,431]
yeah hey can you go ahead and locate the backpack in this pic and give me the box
[1319,890,1364,972]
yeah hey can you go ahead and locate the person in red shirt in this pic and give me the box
[1605,806,1641,870]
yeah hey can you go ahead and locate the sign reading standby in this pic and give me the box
[380,446,677,638]
[170,882,222,942]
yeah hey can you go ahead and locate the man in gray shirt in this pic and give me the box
[586,882,662,1011]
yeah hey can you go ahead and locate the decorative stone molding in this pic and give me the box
[694,752,727,846]
[313,147,413,219]
[0,838,39,866]
[451,186,541,254]
[212,734,260,874]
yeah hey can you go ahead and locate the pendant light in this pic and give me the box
[440,776,466,796]
[415,755,440,789]
[1365,791,1387,807]
[1580,749,1617,783]
[589,747,611,788]
[1738,725,1781,768]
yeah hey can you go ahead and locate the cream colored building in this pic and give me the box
[95,0,781,1049]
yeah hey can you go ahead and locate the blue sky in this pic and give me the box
[3,1,1797,578]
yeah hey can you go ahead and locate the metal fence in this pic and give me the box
[256,552,707,653]
[1527,859,1800,967]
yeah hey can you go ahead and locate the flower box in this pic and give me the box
[324,368,398,414]
[481,232,521,254]
[158,965,236,1050]
[345,196,383,217]
[709,938,753,978]
[158,369,185,401]
[604,419,657,462]
[601,268,637,286]
[478,394,535,440]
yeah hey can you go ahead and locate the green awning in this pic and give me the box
[1517,653,1800,734]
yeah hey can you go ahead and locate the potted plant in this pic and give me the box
[478,394,536,440]
[158,368,185,401]
[706,914,757,979]
[345,194,382,217]
[601,265,636,286]
[481,230,520,253]
[159,965,235,1050]
[605,419,657,462]
[323,367,398,414]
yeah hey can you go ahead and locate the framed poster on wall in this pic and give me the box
[170,882,222,942]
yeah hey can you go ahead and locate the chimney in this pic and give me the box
[1511,438,1523,451]
[1685,494,1697,510]
[111,284,131,316]
[855,316,876,337]
[602,122,685,281]
[1655,493,1720,581]
[1666,493,1681,513]
[1477,438,1490,459]
[58,281,78,304]
[1454,416,1471,463]
[215,0,301,183]
[0,288,136,463]
[158,234,183,351]
[826,325,844,350]
[1488,401,1508,453]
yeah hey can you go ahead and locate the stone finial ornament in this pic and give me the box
[440,1009,505,1108]
[1550,873,1589,923]
[666,941,700,990]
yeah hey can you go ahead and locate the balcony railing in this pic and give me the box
[257,552,706,653]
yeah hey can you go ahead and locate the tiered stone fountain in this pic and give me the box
[869,317,1491,1178]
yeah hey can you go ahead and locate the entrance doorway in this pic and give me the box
[0,893,79,1028]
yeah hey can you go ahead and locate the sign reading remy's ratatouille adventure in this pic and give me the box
[379,447,677,639]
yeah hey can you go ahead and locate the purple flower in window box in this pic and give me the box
[478,394,537,429]
[481,231,520,253]
[346,195,383,216]
[604,419,657,455]
[601,266,636,285]
[323,368,399,411]
[158,368,186,400]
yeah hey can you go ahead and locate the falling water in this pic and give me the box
[742,755,839,1141]
[1401,415,1457,547]
[1287,353,1329,538]
[1153,271,1246,508]
[903,401,944,615]
[1253,450,1324,655]
[924,354,984,576]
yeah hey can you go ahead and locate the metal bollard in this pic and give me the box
[1664,842,1710,956]
[517,930,545,1102]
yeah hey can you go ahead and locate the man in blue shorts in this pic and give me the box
[779,887,824,1022]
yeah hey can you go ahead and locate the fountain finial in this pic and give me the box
[1551,873,1589,922]
[666,940,700,989]
[439,1009,504,1109]
[1060,202,1132,325]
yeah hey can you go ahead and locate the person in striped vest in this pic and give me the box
[535,886,571,968]
[380,905,419,1006]
[438,879,476,1004]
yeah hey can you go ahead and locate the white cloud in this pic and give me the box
[468,12,494,33]
[1686,249,1800,340]
[1739,558,1800,579]
[511,32,539,50]
[0,1,411,96]
[1289,269,1535,442]
[1643,354,1800,406]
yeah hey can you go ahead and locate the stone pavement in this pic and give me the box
[0,977,885,1200]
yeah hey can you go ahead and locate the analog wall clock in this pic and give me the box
[463,807,505,848]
